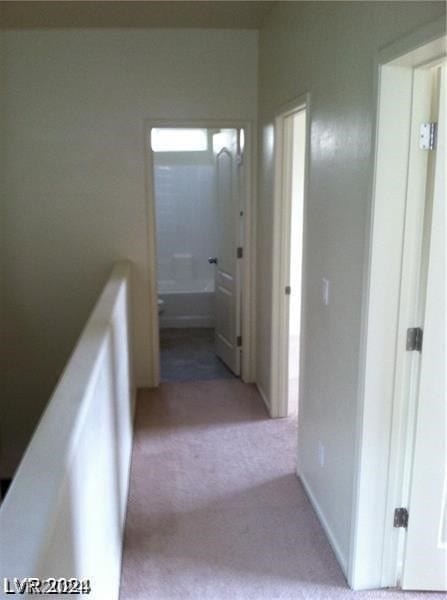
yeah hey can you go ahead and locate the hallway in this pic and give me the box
[119,381,442,599]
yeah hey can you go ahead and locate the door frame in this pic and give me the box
[270,94,310,418]
[143,118,256,386]
[349,21,446,590]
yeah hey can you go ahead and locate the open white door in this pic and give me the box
[401,64,446,592]
[211,129,242,376]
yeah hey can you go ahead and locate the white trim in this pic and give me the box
[142,125,160,387]
[381,65,441,588]
[240,121,257,383]
[377,19,446,65]
[270,94,309,418]
[298,473,348,577]
[144,119,256,386]
[349,22,446,591]
[256,383,271,415]
[270,111,290,417]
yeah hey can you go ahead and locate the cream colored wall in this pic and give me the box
[257,0,445,578]
[0,28,257,475]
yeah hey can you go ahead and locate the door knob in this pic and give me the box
[208,257,218,264]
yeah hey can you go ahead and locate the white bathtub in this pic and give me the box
[158,279,215,328]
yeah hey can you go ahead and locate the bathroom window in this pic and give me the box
[151,128,208,152]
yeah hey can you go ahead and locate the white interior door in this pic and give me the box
[401,64,446,591]
[212,129,242,375]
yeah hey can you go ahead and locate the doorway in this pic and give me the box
[385,58,446,592]
[145,123,255,385]
[351,31,446,591]
[270,99,308,418]
[400,60,446,592]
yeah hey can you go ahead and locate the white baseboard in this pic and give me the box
[298,471,348,578]
[256,384,272,416]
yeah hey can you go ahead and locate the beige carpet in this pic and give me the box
[119,381,442,600]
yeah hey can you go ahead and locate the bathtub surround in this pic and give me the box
[153,133,219,331]
[154,140,218,293]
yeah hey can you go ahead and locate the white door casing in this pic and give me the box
[378,63,439,588]
[401,63,446,592]
[270,96,308,418]
[287,110,306,415]
[350,28,446,591]
[213,129,242,375]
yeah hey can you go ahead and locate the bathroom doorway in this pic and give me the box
[148,125,252,383]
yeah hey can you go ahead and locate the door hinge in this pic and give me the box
[237,246,243,259]
[393,507,409,529]
[237,335,242,347]
[406,327,423,352]
[420,122,437,150]
[285,286,291,295]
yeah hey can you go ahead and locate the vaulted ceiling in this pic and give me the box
[0,1,277,29]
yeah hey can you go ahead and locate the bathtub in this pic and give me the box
[158,279,215,328]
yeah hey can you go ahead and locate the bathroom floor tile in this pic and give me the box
[159,328,237,382]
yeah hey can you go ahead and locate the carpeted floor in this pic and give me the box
[119,381,443,600]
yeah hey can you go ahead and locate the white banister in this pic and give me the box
[0,261,135,600]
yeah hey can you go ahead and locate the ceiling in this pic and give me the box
[0,1,277,30]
